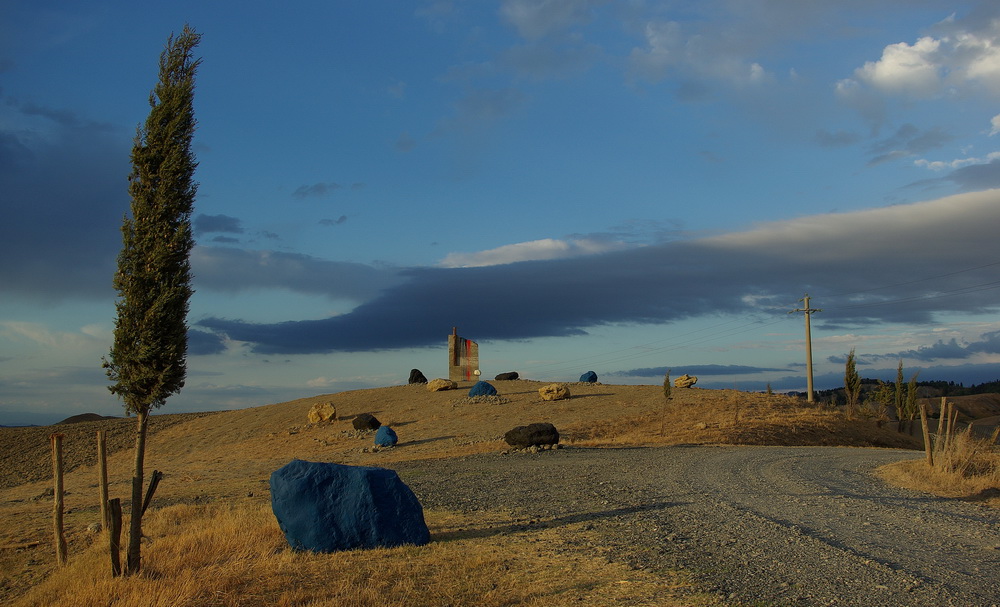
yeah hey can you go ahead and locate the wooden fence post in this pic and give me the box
[97,430,109,531]
[919,403,933,468]
[50,433,68,566]
[109,498,122,577]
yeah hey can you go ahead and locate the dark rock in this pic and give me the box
[374,426,398,447]
[504,422,559,448]
[494,371,519,381]
[468,381,498,397]
[352,413,381,431]
[408,369,428,384]
[270,459,429,552]
[579,371,598,383]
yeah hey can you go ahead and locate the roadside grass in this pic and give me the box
[13,501,715,607]
[880,427,1000,506]
[562,390,922,450]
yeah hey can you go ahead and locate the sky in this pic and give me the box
[4,1,1000,425]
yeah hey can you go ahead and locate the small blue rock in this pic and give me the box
[374,425,398,447]
[468,381,498,397]
[580,370,598,383]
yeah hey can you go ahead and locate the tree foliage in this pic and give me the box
[104,26,200,413]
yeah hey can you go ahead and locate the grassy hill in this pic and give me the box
[0,381,937,606]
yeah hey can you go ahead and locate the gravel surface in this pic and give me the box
[393,445,1000,607]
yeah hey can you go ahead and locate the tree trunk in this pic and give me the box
[125,410,148,575]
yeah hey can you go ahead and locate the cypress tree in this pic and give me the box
[844,348,861,419]
[103,25,201,575]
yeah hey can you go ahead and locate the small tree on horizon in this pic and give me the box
[103,24,201,576]
[844,348,861,419]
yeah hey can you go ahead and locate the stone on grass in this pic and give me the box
[494,371,519,381]
[468,381,498,397]
[307,402,337,424]
[270,459,429,552]
[538,384,571,401]
[674,374,698,388]
[504,422,559,448]
[427,378,457,392]
[408,369,428,384]
[374,426,398,447]
[352,413,381,431]
[579,370,598,383]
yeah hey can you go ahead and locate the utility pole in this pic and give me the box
[791,294,822,402]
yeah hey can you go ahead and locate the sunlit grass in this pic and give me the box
[14,501,711,607]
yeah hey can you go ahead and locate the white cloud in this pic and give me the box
[991,114,1000,136]
[846,18,1000,99]
[915,151,1000,171]
[438,237,631,268]
[854,36,942,97]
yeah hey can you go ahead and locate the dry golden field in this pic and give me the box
[2,380,977,606]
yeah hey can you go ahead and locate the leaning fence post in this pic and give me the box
[50,432,68,566]
[919,403,933,467]
[97,430,110,531]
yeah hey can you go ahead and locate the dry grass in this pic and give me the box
[880,426,1000,506]
[13,501,711,607]
[562,389,921,450]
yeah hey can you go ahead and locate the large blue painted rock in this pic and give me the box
[374,425,398,447]
[580,370,598,383]
[468,381,498,397]
[270,460,429,552]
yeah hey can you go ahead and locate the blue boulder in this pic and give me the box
[270,460,429,552]
[374,425,398,447]
[468,381,498,397]
[580,371,598,383]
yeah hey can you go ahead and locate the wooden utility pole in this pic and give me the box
[791,294,822,403]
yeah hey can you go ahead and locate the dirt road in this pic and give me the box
[395,445,1000,606]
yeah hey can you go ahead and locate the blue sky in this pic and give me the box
[4,1,1000,425]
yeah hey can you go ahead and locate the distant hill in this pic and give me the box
[56,412,120,424]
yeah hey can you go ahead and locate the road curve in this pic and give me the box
[394,445,1000,606]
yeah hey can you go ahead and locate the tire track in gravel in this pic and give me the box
[393,445,1000,606]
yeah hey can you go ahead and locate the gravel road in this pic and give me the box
[393,445,1000,606]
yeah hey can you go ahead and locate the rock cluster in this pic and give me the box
[504,422,559,449]
[352,413,381,431]
[468,381,498,397]
[427,378,457,392]
[674,374,698,388]
[307,402,337,425]
[538,384,571,401]
[374,426,398,447]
